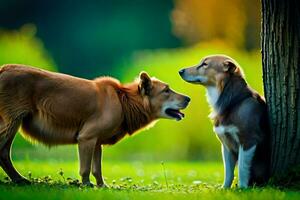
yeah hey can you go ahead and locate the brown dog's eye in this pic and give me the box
[164,88,170,94]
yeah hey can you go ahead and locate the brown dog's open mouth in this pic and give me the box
[165,108,185,121]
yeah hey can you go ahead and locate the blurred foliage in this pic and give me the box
[0,0,261,78]
[0,0,179,79]
[0,24,56,70]
[0,1,262,161]
[171,0,261,50]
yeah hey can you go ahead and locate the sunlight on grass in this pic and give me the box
[1,161,299,200]
[1,161,223,186]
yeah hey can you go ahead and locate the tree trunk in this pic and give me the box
[261,0,300,181]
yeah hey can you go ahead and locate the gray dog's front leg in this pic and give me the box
[222,144,236,188]
[238,145,256,188]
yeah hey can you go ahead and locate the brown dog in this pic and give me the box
[179,55,270,188]
[0,64,190,186]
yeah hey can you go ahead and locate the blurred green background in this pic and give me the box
[0,0,262,162]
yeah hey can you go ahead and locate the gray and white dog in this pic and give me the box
[179,55,270,188]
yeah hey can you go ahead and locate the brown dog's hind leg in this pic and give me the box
[0,117,30,184]
[78,137,97,187]
[92,139,106,187]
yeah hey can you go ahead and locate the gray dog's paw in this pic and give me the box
[97,183,108,188]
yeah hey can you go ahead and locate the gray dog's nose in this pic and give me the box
[185,96,191,102]
[179,69,185,75]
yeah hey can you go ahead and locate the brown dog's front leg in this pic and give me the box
[78,138,97,186]
[92,139,106,187]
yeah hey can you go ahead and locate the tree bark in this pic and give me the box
[261,0,300,181]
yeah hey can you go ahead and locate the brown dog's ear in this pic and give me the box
[223,59,237,73]
[139,71,152,96]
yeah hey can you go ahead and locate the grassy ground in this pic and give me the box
[1,161,300,200]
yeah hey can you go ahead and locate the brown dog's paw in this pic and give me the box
[13,178,31,185]
[82,181,94,188]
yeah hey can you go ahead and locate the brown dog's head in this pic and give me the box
[179,55,243,87]
[138,72,190,121]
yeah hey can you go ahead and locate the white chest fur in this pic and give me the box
[206,86,219,119]
[206,86,219,108]
[213,125,240,150]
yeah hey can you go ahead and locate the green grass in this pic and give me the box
[1,161,300,200]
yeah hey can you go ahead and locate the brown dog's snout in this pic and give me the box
[181,95,191,107]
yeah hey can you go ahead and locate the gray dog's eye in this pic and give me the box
[197,62,208,70]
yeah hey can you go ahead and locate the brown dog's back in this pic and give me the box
[0,64,102,145]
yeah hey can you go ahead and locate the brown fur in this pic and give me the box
[0,64,190,186]
[118,86,152,135]
[102,84,154,145]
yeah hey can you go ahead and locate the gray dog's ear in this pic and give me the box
[223,59,237,73]
[139,71,152,96]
